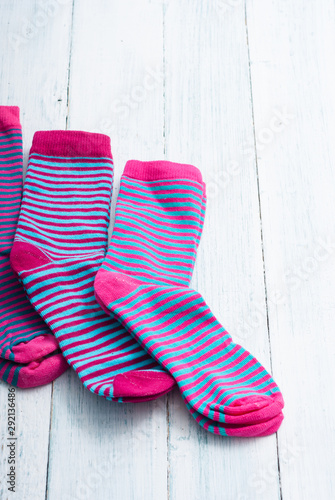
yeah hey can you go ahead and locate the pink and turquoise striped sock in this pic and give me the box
[0,106,68,387]
[10,131,176,401]
[95,160,284,437]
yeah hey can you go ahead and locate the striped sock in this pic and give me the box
[0,106,67,387]
[95,160,284,437]
[10,131,176,401]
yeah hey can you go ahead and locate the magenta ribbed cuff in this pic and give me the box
[0,106,21,132]
[30,130,112,159]
[123,160,203,184]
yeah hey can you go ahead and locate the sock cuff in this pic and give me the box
[123,160,203,184]
[0,106,21,132]
[30,130,112,159]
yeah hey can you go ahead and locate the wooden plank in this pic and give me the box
[246,0,335,499]
[0,1,72,499]
[46,2,168,499]
[164,1,280,499]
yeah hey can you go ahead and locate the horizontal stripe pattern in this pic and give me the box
[98,168,284,436]
[0,128,22,252]
[14,148,177,399]
[0,124,52,369]
[111,283,282,422]
[102,176,206,286]
[15,153,114,259]
[18,257,163,398]
[0,357,21,385]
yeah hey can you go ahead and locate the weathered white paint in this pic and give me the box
[246,1,335,499]
[0,2,72,499]
[164,1,279,499]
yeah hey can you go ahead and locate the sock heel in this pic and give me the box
[10,241,52,276]
[94,268,142,309]
[112,369,176,400]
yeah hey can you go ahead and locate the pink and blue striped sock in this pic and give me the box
[0,106,68,387]
[10,131,176,401]
[95,161,284,437]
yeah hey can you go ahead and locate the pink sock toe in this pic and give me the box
[16,353,68,388]
[225,395,270,415]
[223,392,284,424]
[11,334,60,364]
[225,411,284,437]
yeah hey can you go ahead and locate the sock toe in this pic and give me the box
[218,392,284,424]
[225,411,284,438]
[189,403,284,437]
[112,369,176,399]
[16,353,68,388]
[11,334,60,364]
[225,395,271,415]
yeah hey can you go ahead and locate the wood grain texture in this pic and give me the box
[0,1,72,499]
[164,1,279,499]
[246,1,335,499]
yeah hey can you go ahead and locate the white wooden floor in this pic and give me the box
[1,1,335,499]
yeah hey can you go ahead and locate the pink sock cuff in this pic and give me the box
[30,131,112,159]
[0,106,21,132]
[123,160,203,184]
